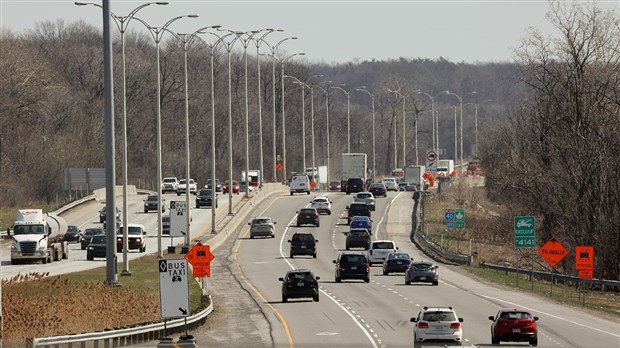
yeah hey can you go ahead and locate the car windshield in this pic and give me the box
[500,312,532,319]
[300,209,316,214]
[350,204,369,211]
[199,189,213,196]
[357,193,372,198]
[179,179,186,185]
[352,216,370,221]
[14,224,45,235]
[84,229,103,236]
[252,218,271,225]
[370,184,384,188]
[287,272,314,281]
[67,225,79,233]
[350,230,369,236]
[313,198,328,203]
[422,311,457,322]
[91,236,107,244]
[146,195,157,202]
[383,178,395,183]
[119,226,143,235]
[163,178,176,183]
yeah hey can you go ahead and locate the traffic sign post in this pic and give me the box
[514,216,536,248]
[169,201,189,238]
[185,242,215,278]
[159,259,190,319]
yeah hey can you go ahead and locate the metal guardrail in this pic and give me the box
[33,302,213,347]
[479,262,620,290]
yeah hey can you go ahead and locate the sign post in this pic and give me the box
[170,201,189,238]
[514,216,536,287]
[454,209,464,253]
[538,236,568,296]
[575,246,594,305]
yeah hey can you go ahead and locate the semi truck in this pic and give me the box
[341,153,368,192]
[11,209,70,264]
[404,165,425,190]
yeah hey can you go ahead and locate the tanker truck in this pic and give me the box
[10,209,70,265]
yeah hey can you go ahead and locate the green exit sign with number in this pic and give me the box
[514,216,535,248]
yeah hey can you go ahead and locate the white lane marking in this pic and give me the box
[478,294,620,338]
[278,211,380,348]
[316,332,338,336]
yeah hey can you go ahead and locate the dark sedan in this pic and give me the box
[405,261,439,285]
[86,235,108,260]
[64,224,81,243]
[196,189,218,208]
[382,252,412,275]
[334,251,370,283]
[80,227,105,250]
[143,194,165,213]
[368,182,387,197]
[329,180,341,191]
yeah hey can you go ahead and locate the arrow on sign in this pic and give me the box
[180,231,186,235]
[179,307,187,315]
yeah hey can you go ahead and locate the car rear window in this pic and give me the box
[413,263,433,270]
[300,208,316,214]
[287,272,313,280]
[372,242,395,249]
[252,218,270,225]
[350,230,369,236]
[292,234,314,241]
[350,204,370,211]
[357,193,371,198]
[341,254,367,263]
[422,311,457,322]
[500,312,532,319]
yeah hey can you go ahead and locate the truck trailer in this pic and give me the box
[404,165,425,190]
[11,209,70,264]
[341,153,368,192]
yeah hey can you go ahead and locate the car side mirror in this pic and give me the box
[143,231,147,235]
[315,276,320,280]
[332,260,336,264]
[248,222,251,225]
[287,240,292,243]
[315,240,319,242]
[278,277,284,282]
[273,222,277,224]
[296,211,299,214]
[345,206,349,210]
[458,318,463,322]
[533,316,539,321]
[488,316,495,321]
[396,247,399,250]
[435,265,439,268]
[410,318,417,322]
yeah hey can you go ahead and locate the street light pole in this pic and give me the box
[314,84,331,187]
[279,53,305,182]
[76,0,169,275]
[417,91,435,153]
[133,14,198,258]
[330,85,351,153]
[355,87,375,179]
[387,88,407,167]
[284,75,308,172]
[252,29,283,185]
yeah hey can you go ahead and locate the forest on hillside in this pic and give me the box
[0,1,618,279]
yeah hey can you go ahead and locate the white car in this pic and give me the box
[176,178,197,196]
[310,196,332,215]
[353,192,376,211]
[161,177,178,193]
[368,240,398,265]
[410,306,463,345]
[382,177,399,191]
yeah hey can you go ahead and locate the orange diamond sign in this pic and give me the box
[184,242,215,277]
[538,236,568,268]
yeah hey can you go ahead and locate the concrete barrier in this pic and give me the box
[93,185,138,202]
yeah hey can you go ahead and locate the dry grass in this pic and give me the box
[1,253,205,343]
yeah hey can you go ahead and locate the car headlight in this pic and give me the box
[117,237,122,243]
[11,241,19,251]
[136,238,142,243]
[87,246,94,250]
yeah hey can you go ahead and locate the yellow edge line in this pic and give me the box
[232,196,295,348]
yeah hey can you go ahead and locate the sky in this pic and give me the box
[1,0,618,64]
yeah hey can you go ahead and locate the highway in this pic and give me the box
[0,191,243,280]
[3,188,619,347]
[226,191,619,348]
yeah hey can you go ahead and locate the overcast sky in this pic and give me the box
[1,0,618,64]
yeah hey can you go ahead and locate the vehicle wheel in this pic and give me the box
[100,218,104,223]
[290,192,293,196]
[335,277,341,283]
[296,222,301,227]
[433,280,439,286]
[383,270,388,276]
[144,209,148,213]
[289,253,294,259]
[405,280,411,285]
[346,245,350,250]
[306,191,310,195]
[81,245,86,250]
[117,247,122,253]
[177,192,181,196]
[313,253,317,259]
[313,295,319,302]
[87,254,94,261]
[316,223,320,227]
[282,295,287,303]
[491,334,499,345]
[141,246,146,253]
[530,337,538,346]
[364,277,370,283]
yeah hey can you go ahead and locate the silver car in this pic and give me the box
[405,261,439,285]
[382,177,399,191]
[354,192,376,211]
[249,216,276,238]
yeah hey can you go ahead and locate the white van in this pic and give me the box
[289,174,311,195]
[368,240,398,265]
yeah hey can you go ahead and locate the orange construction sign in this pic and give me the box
[575,246,594,270]
[184,242,215,277]
[538,236,568,268]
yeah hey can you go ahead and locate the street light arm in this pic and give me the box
[272,36,298,54]
[76,1,169,32]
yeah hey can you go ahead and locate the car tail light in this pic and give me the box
[365,263,370,271]
[450,322,461,329]
[417,322,429,329]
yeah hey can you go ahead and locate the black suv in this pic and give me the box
[288,232,318,258]
[278,269,320,303]
[346,202,372,225]
[196,188,218,208]
[333,251,370,283]
[86,235,107,261]
[346,177,365,194]
[345,228,371,250]
[296,207,320,227]
[143,194,165,213]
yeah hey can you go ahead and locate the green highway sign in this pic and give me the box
[455,209,465,229]
[514,216,536,248]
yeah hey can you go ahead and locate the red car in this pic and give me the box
[222,180,240,194]
[489,308,539,346]
[329,180,341,191]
